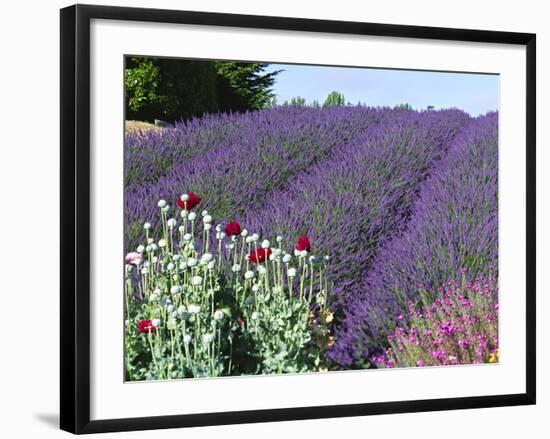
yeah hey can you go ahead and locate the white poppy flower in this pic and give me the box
[188,304,201,314]
[202,333,215,344]
[192,275,203,286]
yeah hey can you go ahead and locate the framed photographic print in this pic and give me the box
[60,4,536,434]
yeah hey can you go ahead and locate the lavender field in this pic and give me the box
[124,105,499,379]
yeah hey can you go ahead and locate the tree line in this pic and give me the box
[125,57,281,123]
[125,58,357,123]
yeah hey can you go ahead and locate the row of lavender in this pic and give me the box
[328,113,498,366]
[241,109,471,330]
[125,106,387,248]
[124,106,498,369]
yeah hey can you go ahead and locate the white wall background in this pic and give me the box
[0,0,545,437]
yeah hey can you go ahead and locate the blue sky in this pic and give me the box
[264,64,498,116]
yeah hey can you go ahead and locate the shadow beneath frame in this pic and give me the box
[33,413,59,430]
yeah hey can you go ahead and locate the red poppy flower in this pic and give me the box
[137,319,156,334]
[237,317,245,327]
[248,247,272,264]
[177,192,202,210]
[296,235,312,252]
[225,220,241,236]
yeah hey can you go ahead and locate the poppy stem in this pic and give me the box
[308,265,315,305]
[300,261,307,301]
[228,337,233,375]
[218,239,222,268]
[289,279,293,302]
[240,236,245,266]
[148,331,161,376]
[210,271,215,315]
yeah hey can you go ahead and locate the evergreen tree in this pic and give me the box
[215,62,280,113]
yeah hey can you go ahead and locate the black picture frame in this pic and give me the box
[60,4,536,434]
